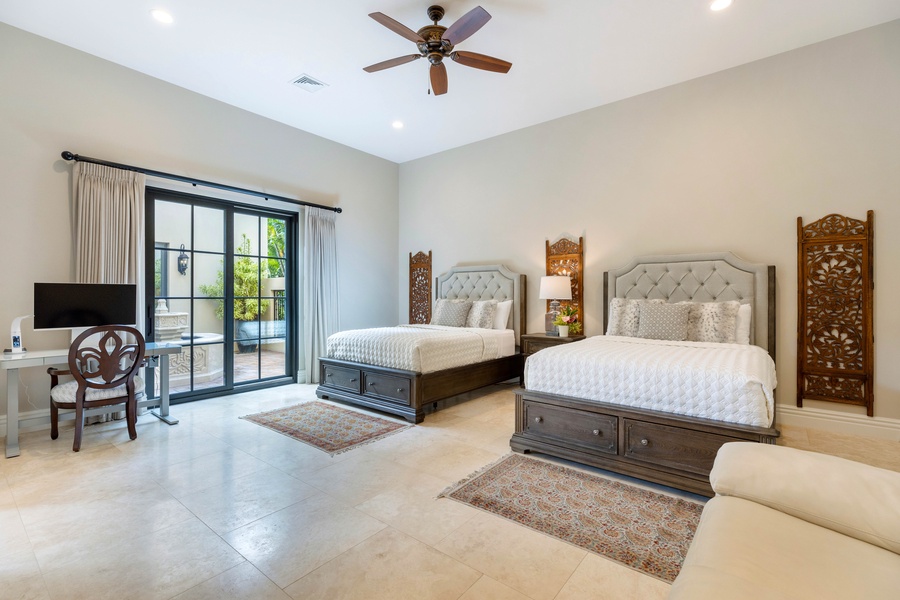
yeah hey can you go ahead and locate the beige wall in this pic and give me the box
[399,20,900,424]
[0,22,399,417]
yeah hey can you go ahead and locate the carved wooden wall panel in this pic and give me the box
[546,236,584,334]
[797,212,874,415]
[409,250,432,324]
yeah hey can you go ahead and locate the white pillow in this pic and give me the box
[493,300,513,330]
[466,300,497,329]
[735,303,752,345]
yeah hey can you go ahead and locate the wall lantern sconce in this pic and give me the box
[177,244,189,275]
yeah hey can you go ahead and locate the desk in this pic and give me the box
[1,342,181,458]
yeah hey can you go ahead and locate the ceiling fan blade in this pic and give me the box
[363,54,422,73]
[442,6,491,46]
[450,51,512,74]
[368,12,425,43]
[430,62,448,95]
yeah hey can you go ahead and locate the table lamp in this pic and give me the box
[539,276,572,336]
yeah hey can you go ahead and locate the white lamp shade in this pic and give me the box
[539,276,572,300]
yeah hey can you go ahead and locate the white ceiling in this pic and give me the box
[3,1,899,163]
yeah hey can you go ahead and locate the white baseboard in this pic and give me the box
[777,404,900,441]
[0,406,54,436]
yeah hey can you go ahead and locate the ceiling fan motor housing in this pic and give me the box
[416,24,451,60]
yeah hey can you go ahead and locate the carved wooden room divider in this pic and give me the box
[546,236,584,334]
[797,211,874,416]
[409,250,432,324]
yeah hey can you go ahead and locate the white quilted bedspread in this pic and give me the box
[524,335,777,427]
[326,325,503,374]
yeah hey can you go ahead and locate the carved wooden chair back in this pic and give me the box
[48,325,146,452]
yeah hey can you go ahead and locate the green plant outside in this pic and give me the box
[199,234,270,321]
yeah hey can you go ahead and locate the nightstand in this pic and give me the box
[520,333,586,358]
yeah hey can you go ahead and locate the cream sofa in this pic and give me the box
[669,442,900,599]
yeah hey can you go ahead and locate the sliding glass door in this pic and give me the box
[146,189,295,402]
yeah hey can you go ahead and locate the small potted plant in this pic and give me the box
[553,305,582,338]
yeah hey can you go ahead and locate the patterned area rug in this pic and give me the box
[441,453,704,582]
[241,401,411,455]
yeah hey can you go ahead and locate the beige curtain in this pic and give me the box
[303,207,339,383]
[73,162,146,421]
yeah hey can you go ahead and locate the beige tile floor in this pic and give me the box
[1,383,898,600]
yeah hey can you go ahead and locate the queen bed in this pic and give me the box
[510,252,779,496]
[316,264,525,423]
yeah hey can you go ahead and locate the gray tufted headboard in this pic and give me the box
[603,252,775,358]
[435,264,526,346]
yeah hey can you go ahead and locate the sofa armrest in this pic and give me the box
[710,442,900,555]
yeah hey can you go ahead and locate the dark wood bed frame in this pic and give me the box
[511,253,780,497]
[316,264,526,423]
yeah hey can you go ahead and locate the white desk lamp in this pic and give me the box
[539,276,572,336]
[6,315,32,354]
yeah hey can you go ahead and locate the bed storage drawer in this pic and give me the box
[623,420,732,477]
[363,372,412,406]
[322,364,361,393]
[522,401,617,454]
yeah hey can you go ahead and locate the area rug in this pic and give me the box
[440,453,704,582]
[240,401,411,455]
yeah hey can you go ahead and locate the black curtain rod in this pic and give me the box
[60,151,342,214]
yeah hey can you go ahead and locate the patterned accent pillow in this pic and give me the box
[682,301,741,343]
[466,300,498,328]
[606,298,666,337]
[431,299,473,327]
[636,302,690,341]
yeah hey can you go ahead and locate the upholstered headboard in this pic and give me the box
[603,252,775,357]
[435,264,526,346]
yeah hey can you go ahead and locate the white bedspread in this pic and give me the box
[524,335,776,427]
[326,325,513,374]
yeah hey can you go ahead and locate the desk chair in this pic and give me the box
[47,325,146,452]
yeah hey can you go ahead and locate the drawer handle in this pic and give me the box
[640,438,649,446]
[534,416,543,423]
[592,429,600,436]
[350,378,357,382]
[396,388,404,393]
[369,382,376,387]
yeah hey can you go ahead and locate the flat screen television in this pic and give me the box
[33,283,137,330]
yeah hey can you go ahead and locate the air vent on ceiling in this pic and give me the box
[291,74,328,93]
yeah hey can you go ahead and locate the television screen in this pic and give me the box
[33,283,137,330]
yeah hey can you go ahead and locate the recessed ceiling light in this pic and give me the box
[710,0,733,11]
[151,9,174,24]
[392,121,404,130]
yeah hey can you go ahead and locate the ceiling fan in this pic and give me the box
[363,4,512,96]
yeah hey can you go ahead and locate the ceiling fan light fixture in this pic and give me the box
[710,0,733,11]
[150,9,174,24]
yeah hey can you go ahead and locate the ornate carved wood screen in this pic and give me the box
[409,250,432,324]
[546,236,584,334]
[797,212,874,416]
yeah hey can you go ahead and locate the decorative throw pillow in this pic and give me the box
[606,298,666,337]
[683,301,741,343]
[493,300,514,330]
[431,299,473,327]
[636,302,690,341]
[735,303,752,345]
[466,300,498,328]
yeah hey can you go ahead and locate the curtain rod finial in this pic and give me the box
[61,151,75,161]
[335,207,343,214]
